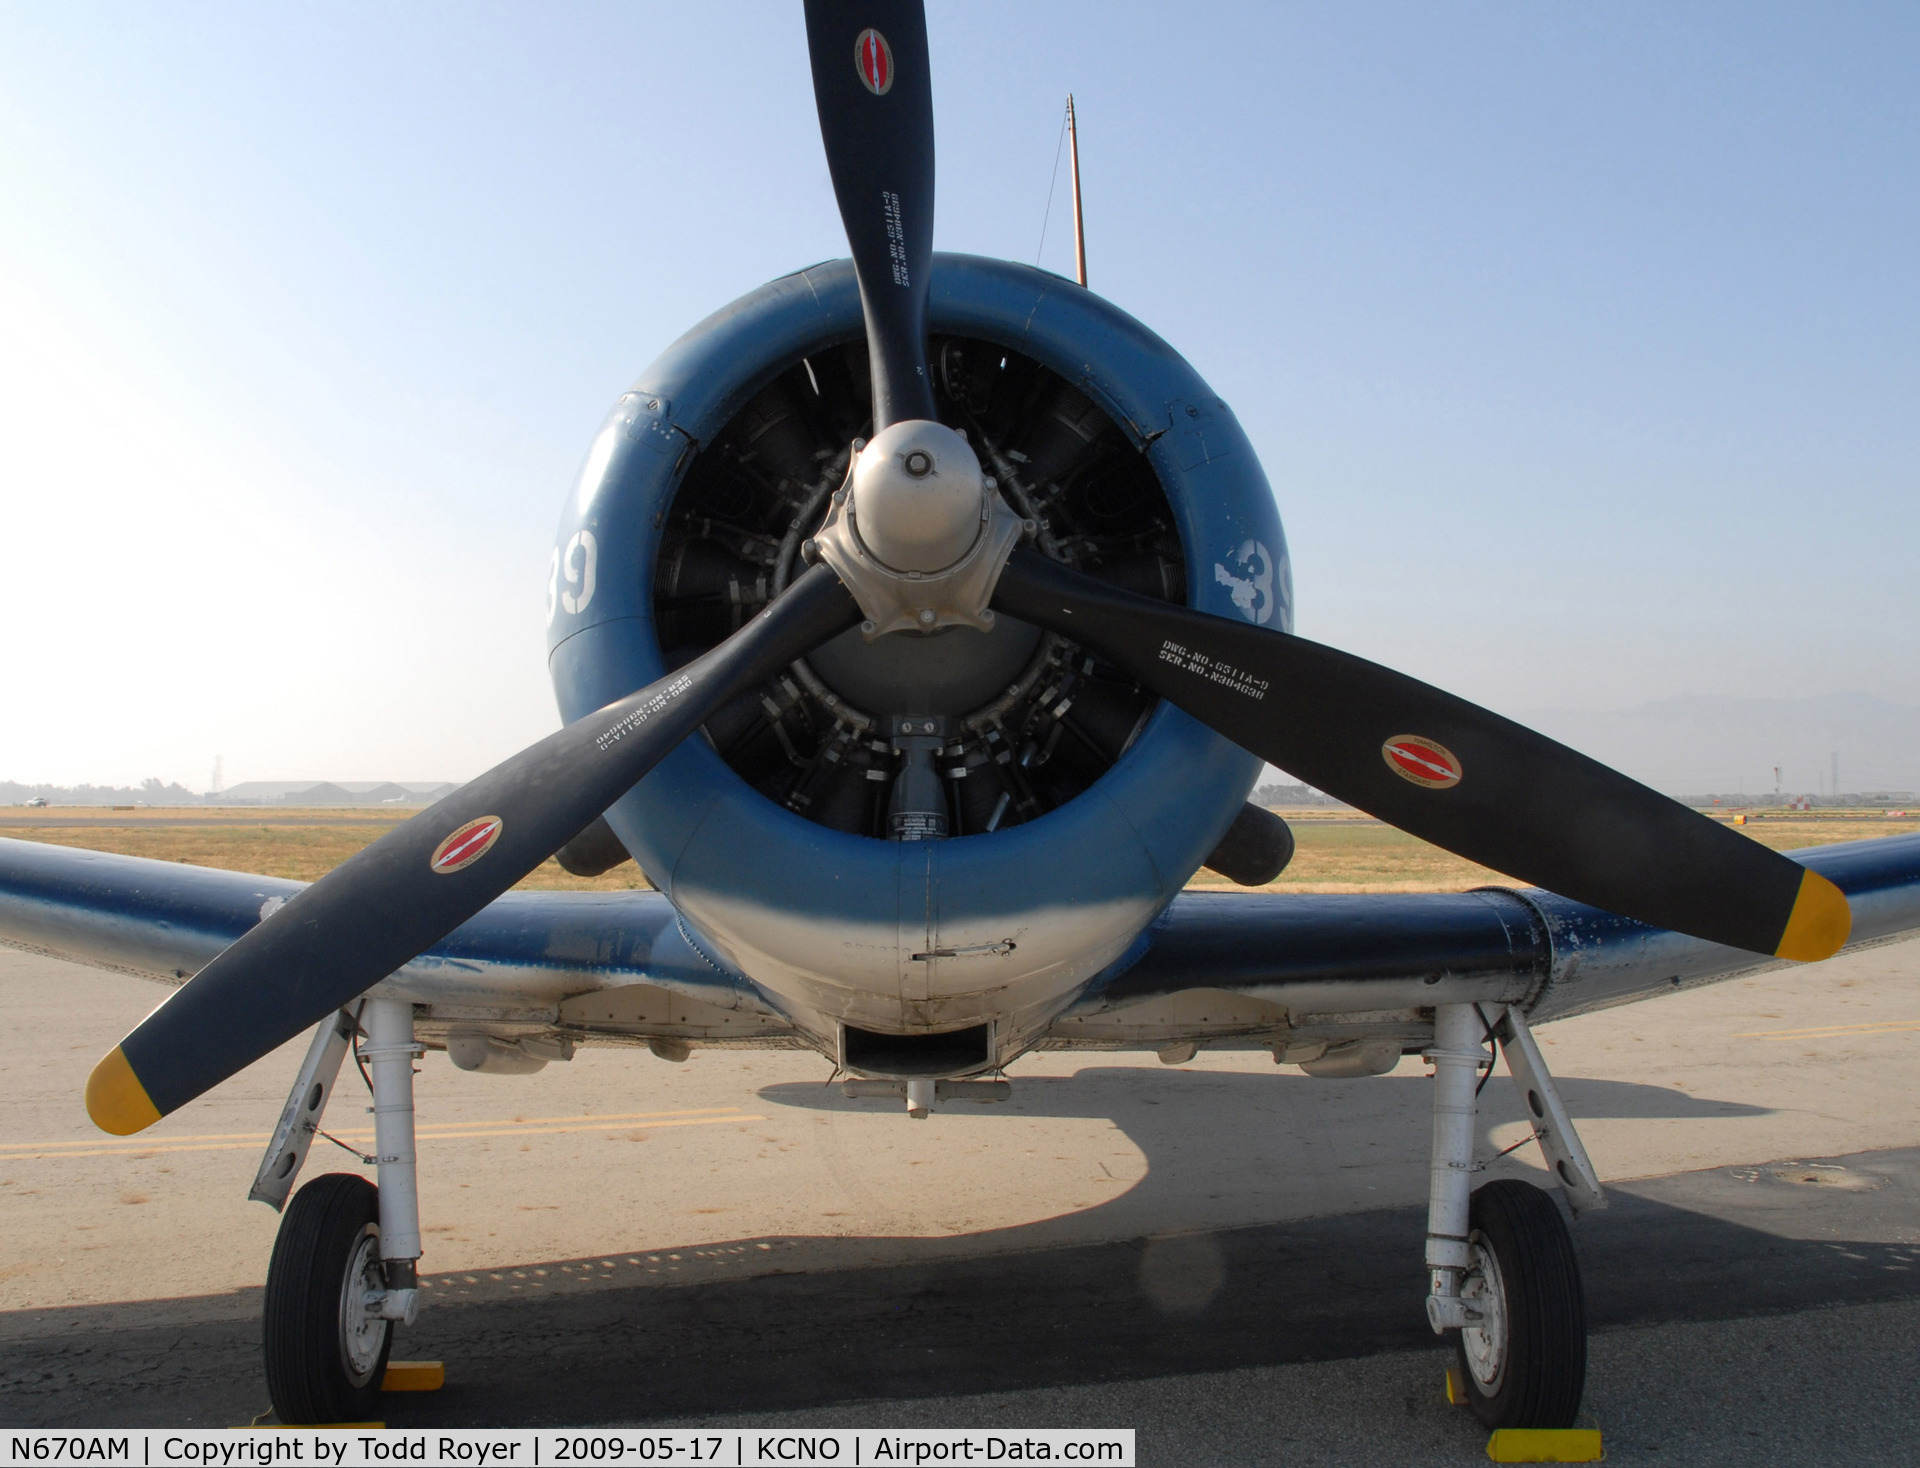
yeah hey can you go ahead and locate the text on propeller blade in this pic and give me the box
[882,191,910,286]
[1157,641,1269,701]
[596,675,693,751]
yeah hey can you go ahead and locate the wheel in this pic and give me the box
[262,1172,393,1424]
[1452,1179,1586,1429]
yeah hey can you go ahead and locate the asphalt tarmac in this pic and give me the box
[4,934,1920,1463]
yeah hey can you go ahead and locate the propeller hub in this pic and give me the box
[851,421,985,574]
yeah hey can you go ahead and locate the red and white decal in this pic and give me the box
[1382,735,1462,790]
[430,815,504,875]
[854,28,894,95]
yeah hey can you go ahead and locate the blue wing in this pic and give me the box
[4,832,1917,1056]
[0,837,789,1042]
[1050,833,1920,1058]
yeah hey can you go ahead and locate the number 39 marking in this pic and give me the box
[547,530,598,625]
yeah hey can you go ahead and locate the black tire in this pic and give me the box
[1451,1179,1586,1430]
[263,1173,393,1424]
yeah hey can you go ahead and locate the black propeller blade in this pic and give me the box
[804,0,936,426]
[86,0,1845,1146]
[991,549,1850,963]
[87,567,860,1134]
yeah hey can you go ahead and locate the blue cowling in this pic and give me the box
[545,254,1288,1031]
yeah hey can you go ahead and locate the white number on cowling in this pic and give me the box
[559,530,597,618]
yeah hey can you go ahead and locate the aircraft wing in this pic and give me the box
[5,832,1918,1066]
[0,836,797,1047]
[1050,833,1920,1060]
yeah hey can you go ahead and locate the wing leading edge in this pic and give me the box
[0,836,780,1022]
[5,832,1918,1063]
[1053,833,1920,1056]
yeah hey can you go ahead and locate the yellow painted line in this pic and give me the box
[0,1131,275,1150]
[416,1107,745,1130]
[0,1140,280,1161]
[0,1107,750,1153]
[358,1115,766,1144]
[0,1111,761,1161]
[1735,1019,1920,1040]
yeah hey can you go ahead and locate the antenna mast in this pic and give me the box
[1067,94,1087,286]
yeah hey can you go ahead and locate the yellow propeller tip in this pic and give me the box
[1775,868,1852,963]
[86,1046,162,1135]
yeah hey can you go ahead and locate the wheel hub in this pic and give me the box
[1458,1233,1509,1391]
[336,1223,390,1387]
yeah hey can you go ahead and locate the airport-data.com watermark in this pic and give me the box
[6,1432,1134,1468]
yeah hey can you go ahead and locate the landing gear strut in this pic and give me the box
[261,997,423,1424]
[1425,1003,1601,1430]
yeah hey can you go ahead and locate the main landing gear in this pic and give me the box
[1424,1003,1603,1430]
[254,997,424,1424]
[263,1172,393,1422]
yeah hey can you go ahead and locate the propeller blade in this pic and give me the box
[86,567,860,1134]
[804,0,936,426]
[991,549,1850,962]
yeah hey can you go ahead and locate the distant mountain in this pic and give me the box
[4,779,459,807]
[1514,694,1920,799]
[213,781,458,806]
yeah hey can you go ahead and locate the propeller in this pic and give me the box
[86,0,944,1138]
[990,549,1851,963]
[87,0,1849,1137]
[85,567,860,1134]
[803,0,936,427]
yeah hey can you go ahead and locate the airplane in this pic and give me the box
[4,0,1919,1433]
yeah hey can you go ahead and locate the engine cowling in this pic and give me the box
[547,254,1290,1067]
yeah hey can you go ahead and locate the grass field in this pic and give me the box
[0,808,651,891]
[1193,808,1920,894]
[4,805,1915,895]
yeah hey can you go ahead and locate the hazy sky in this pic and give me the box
[2,2,1916,790]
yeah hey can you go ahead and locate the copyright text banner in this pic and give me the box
[5,1432,1135,1468]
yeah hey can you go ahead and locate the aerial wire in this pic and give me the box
[1034,97,1070,268]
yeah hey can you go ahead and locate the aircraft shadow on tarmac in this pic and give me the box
[9,1069,1920,1428]
[747,1065,1775,1255]
[761,1065,1779,1126]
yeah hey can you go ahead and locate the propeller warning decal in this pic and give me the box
[430,816,505,874]
[855,28,894,94]
[1382,736,1462,789]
